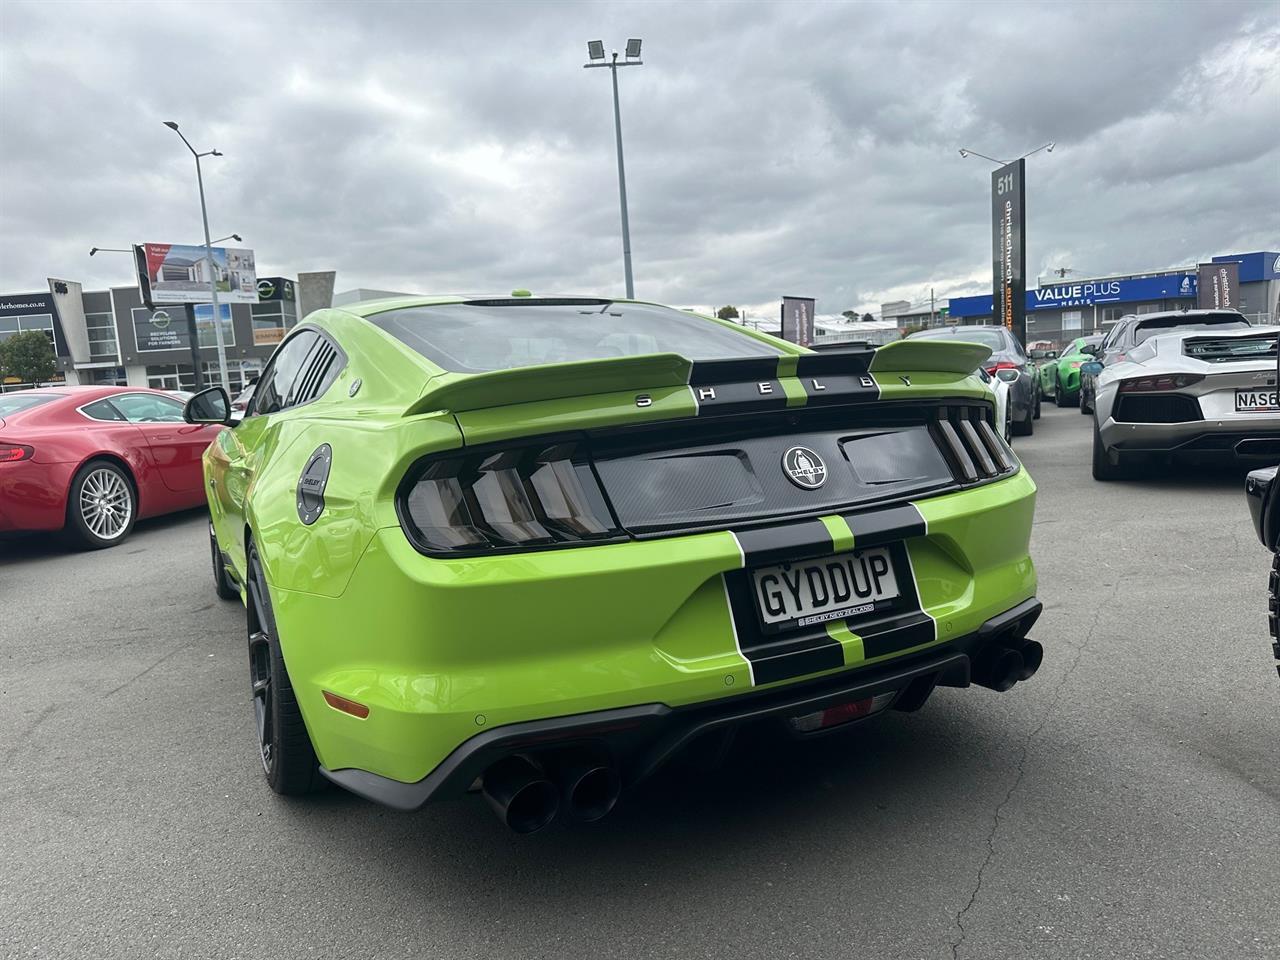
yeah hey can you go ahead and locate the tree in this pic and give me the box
[841,310,858,320]
[716,305,740,321]
[861,312,875,323]
[0,331,56,385]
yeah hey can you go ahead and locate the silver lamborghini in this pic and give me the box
[1085,320,1279,480]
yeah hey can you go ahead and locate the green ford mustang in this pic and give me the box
[183,295,1043,832]
[1038,335,1103,407]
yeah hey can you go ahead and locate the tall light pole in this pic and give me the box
[164,121,230,392]
[584,39,642,300]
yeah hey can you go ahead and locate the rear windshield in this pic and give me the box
[0,393,61,417]
[368,300,782,373]
[1133,314,1249,344]
[910,328,1007,351]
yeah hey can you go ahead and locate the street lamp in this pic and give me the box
[584,39,643,300]
[164,120,231,392]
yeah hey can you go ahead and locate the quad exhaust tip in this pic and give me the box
[482,751,622,833]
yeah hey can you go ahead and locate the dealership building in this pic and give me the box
[941,250,1280,345]
[0,277,301,392]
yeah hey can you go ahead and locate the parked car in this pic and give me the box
[1084,322,1278,480]
[908,325,1039,435]
[185,295,1042,832]
[1244,466,1280,681]
[0,386,222,547]
[1027,342,1059,400]
[977,365,1014,440]
[1080,310,1251,414]
[1038,335,1103,407]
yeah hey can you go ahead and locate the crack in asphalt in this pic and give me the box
[102,642,189,698]
[948,579,1125,960]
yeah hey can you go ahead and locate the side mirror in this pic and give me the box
[1081,344,1098,355]
[1080,361,1104,376]
[1029,349,1046,360]
[184,386,232,425]
[1046,350,1059,360]
[996,368,1019,383]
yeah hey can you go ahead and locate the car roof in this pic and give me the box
[1127,309,1247,325]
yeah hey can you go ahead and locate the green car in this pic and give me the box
[1038,335,1103,407]
[184,295,1042,832]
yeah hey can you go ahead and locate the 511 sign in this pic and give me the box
[991,158,1027,345]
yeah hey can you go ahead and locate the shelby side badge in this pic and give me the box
[782,446,827,489]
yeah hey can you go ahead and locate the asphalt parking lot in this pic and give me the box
[2,404,1276,960]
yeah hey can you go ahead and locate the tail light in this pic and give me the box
[1117,374,1204,393]
[787,691,898,733]
[984,361,1020,376]
[397,441,622,555]
[1068,361,1083,369]
[0,443,33,463]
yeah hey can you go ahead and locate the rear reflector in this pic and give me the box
[323,690,370,719]
[787,691,897,733]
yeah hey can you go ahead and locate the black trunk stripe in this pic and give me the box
[733,519,834,567]
[794,351,875,376]
[842,503,927,547]
[690,358,782,385]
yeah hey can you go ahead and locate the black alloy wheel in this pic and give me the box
[1012,394,1034,436]
[246,544,322,795]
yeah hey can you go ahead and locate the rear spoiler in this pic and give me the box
[408,339,990,415]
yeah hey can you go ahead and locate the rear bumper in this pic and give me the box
[0,460,73,533]
[1099,415,1280,463]
[323,597,1043,810]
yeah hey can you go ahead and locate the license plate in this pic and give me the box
[751,547,900,629]
[1236,389,1280,413]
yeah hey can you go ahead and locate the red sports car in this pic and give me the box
[0,386,221,548]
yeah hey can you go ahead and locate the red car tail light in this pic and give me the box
[1117,374,1205,393]
[0,443,34,463]
[397,441,622,555]
[984,361,1020,376]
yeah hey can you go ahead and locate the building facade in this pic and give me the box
[0,277,301,392]
[946,250,1279,346]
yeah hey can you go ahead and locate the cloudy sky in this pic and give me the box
[2,0,1277,320]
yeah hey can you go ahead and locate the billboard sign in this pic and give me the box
[781,296,815,346]
[1198,261,1240,310]
[991,159,1026,345]
[132,303,234,353]
[256,277,295,302]
[135,243,258,306]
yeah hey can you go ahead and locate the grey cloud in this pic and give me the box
[1,0,1276,319]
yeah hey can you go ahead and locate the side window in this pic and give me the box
[287,337,340,407]
[81,399,126,422]
[112,393,185,423]
[251,330,319,416]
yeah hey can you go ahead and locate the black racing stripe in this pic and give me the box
[691,379,789,416]
[724,569,844,686]
[843,504,926,547]
[861,613,936,659]
[690,357,782,385]
[796,373,880,407]
[734,519,834,567]
[794,351,875,376]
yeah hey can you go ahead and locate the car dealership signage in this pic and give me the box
[134,242,259,307]
[991,159,1026,344]
[1197,261,1239,310]
[781,296,815,346]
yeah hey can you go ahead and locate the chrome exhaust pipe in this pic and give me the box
[481,755,559,834]
[973,647,1025,692]
[558,754,622,823]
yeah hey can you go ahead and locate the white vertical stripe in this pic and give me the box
[724,531,754,686]
[904,503,937,642]
[687,383,700,415]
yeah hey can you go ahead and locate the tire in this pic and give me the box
[1268,553,1280,679]
[1004,402,1013,441]
[246,544,322,796]
[1054,381,1066,407]
[1012,399,1034,436]
[1062,388,1080,409]
[1033,392,1041,420]
[66,459,136,549]
[1080,388,1092,414]
[210,522,239,601]
[1091,418,1126,480]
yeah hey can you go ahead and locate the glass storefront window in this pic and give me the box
[250,300,297,346]
[85,311,119,361]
